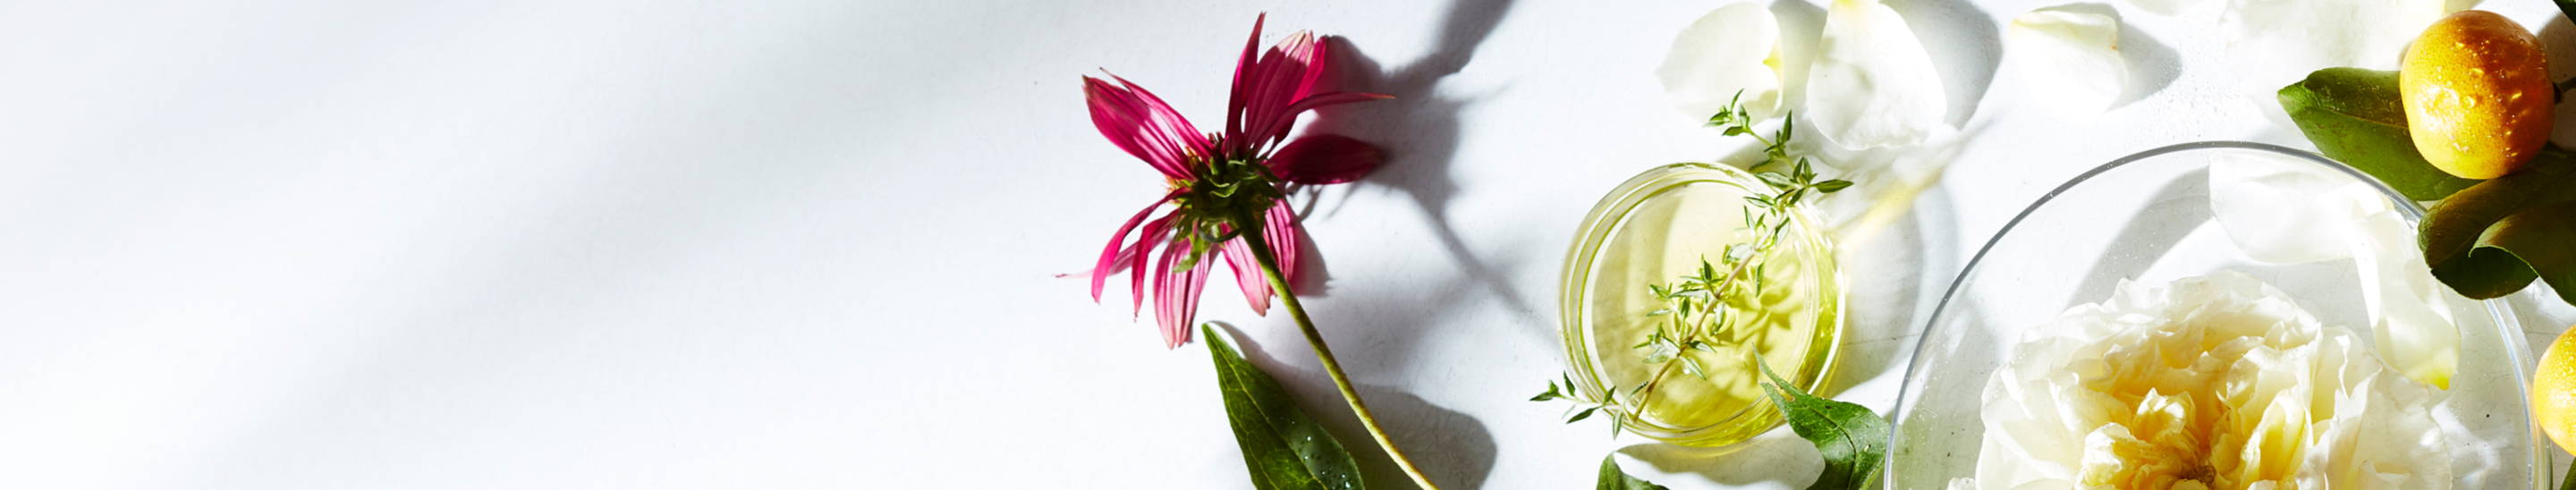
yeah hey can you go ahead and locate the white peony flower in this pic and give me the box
[1967,272,2452,489]
[2007,6,2129,117]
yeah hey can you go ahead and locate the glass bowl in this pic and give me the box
[1885,141,2544,488]
[1558,162,1844,447]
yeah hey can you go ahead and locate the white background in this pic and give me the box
[4,0,2574,488]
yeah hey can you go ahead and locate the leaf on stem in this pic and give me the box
[2421,156,2576,304]
[1756,362,1888,490]
[2277,68,2479,201]
[1203,325,1365,490]
[1595,455,1671,490]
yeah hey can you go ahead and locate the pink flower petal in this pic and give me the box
[1090,194,1177,301]
[1267,134,1383,184]
[1110,75,1216,167]
[1249,91,1393,152]
[1227,13,1267,146]
[1221,238,1273,316]
[1083,75,1211,179]
[1263,199,1301,288]
[1230,29,1328,156]
[1125,215,1174,317]
[1153,243,1213,348]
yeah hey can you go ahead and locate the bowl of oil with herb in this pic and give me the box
[1555,162,1844,447]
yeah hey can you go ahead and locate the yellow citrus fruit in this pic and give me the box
[2534,325,2576,454]
[2399,10,2553,180]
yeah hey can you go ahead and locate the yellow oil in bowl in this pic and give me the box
[1559,163,1843,447]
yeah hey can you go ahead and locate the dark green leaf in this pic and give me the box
[2422,155,2576,304]
[2277,68,2481,201]
[1595,455,1670,490]
[1204,325,1364,490]
[1570,407,1599,423]
[2558,0,2576,26]
[1814,180,1853,193]
[2560,456,2576,490]
[1757,362,1888,490]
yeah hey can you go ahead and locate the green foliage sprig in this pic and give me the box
[1533,92,1850,433]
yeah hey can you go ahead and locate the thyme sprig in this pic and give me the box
[1535,91,1851,435]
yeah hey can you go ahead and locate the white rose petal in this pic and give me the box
[2125,0,2212,16]
[2007,7,2128,117]
[2218,0,2466,91]
[1657,3,1783,122]
[2207,151,2459,388]
[1806,0,1950,150]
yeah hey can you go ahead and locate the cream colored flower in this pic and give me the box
[1969,273,2452,489]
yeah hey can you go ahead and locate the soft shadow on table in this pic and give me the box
[2067,167,2207,307]
[1617,435,1817,487]
[1215,323,1500,488]
[1309,0,1546,348]
[1885,0,2000,127]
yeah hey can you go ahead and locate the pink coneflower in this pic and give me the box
[1083,14,1388,348]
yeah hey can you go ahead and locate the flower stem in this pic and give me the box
[1240,227,1443,490]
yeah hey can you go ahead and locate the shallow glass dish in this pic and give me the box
[1885,141,2544,488]
[1559,163,1843,447]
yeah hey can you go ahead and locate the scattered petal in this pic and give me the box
[1807,0,1951,149]
[2007,6,2129,116]
[2217,0,2465,92]
[2123,0,2212,16]
[2207,151,2459,388]
[1267,134,1384,184]
[1657,3,1784,122]
[2207,151,2373,265]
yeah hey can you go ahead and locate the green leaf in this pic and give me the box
[1756,362,1888,490]
[2277,68,2481,201]
[1203,325,1364,490]
[2421,155,2576,304]
[1595,455,1670,490]
[2558,0,2576,26]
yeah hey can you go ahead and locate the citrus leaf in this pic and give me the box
[1596,455,1669,490]
[1204,325,1364,490]
[2451,202,2576,304]
[2422,154,2576,304]
[2277,68,2480,201]
[1757,362,1887,490]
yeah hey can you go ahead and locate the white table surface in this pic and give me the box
[4,0,2574,488]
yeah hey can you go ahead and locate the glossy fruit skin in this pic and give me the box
[2399,10,2552,180]
[2535,325,2576,454]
